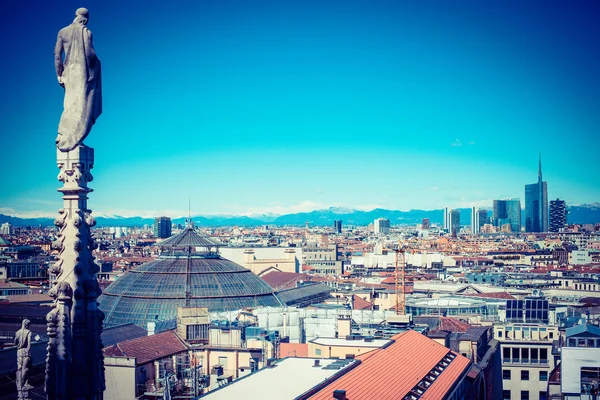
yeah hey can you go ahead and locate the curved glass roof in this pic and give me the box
[157,226,222,249]
[99,228,284,328]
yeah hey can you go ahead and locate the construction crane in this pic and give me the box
[383,242,408,315]
[393,244,406,315]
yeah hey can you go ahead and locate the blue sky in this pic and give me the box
[0,0,599,217]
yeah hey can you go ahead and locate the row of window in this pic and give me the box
[566,337,600,348]
[496,326,554,340]
[502,347,548,365]
[502,390,547,400]
[502,369,548,381]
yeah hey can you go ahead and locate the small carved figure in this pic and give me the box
[15,319,33,400]
[55,8,102,152]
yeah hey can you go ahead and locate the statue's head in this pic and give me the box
[73,8,89,25]
[22,319,30,329]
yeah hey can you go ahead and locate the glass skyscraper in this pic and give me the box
[493,199,521,233]
[525,155,548,232]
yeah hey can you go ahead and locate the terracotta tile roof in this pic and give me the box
[307,330,471,400]
[261,271,305,291]
[463,292,516,300]
[352,295,374,310]
[280,343,309,358]
[103,331,187,365]
[6,294,53,304]
[439,317,471,333]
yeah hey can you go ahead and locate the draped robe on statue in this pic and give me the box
[56,24,102,152]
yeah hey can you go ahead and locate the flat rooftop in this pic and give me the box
[203,357,358,400]
[310,337,392,348]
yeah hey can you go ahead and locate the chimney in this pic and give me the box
[313,359,320,367]
[333,389,347,400]
[147,322,156,336]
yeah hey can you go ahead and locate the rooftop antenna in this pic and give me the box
[538,151,542,182]
[188,196,193,228]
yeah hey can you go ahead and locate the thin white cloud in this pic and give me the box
[454,199,494,209]
[451,139,462,147]
[0,208,57,218]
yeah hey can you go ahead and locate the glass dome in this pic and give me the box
[99,227,284,328]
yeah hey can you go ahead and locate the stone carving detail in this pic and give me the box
[46,9,105,399]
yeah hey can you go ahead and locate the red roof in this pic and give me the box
[308,330,471,400]
[352,295,374,310]
[261,271,306,290]
[439,317,471,333]
[464,292,516,300]
[280,343,308,358]
[381,276,396,285]
[103,331,187,365]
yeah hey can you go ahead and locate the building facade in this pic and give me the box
[494,199,522,233]
[302,244,343,275]
[333,220,342,234]
[0,222,12,235]
[373,218,390,234]
[525,156,548,233]
[449,209,461,236]
[153,216,172,238]
[494,323,558,400]
[549,199,567,233]
[560,324,600,399]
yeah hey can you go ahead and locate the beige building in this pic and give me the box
[219,247,301,275]
[494,323,559,400]
[242,248,297,275]
[303,244,343,275]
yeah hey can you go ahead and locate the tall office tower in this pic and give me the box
[443,207,450,231]
[449,209,460,236]
[422,218,430,229]
[478,209,489,228]
[549,199,567,232]
[333,220,342,234]
[525,154,548,232]
[471,207,480,234]
[493,199,521,233]
[153,216,172,238]
[374,218,391,234]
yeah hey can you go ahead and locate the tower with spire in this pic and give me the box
[525,153,549,232]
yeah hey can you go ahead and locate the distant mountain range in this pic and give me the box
[2,203,600,227]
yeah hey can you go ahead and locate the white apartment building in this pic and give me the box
[0,222,12,235]
[373,218,390,234]
[559,324,600,400]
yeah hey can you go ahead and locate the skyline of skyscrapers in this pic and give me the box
[549,199,567,233]
[525,155,549,233]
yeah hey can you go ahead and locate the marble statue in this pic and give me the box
[54,7,102,152]
[15,319,32,400]
[46,8,105,399]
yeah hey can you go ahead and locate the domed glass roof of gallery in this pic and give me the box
[98,226,284,328]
